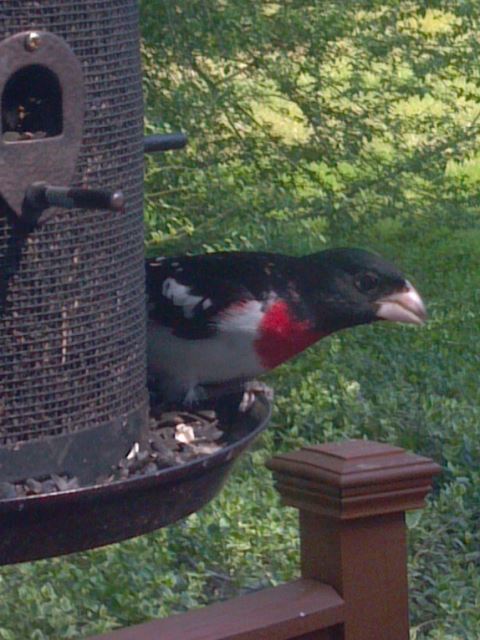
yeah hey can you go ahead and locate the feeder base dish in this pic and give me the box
[0,395,270,565]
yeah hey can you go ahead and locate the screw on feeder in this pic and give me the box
[109,190,125,211]
[24,31,42,52]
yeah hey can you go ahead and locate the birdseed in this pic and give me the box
[0,407,225,500]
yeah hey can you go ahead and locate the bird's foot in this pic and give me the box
[183,379,274,413]
[238,380,274,412]
[149,377,273,414]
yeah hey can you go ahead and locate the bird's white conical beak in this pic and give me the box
[375,281,427,325]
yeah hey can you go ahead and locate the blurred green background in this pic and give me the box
[1,2,479,638]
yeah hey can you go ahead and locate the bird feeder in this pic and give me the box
[0,0,269,565]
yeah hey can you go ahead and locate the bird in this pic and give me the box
[146,247,426,408]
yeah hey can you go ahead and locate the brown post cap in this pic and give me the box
[267,439,441,520]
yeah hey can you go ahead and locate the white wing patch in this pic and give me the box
[162,277,204,318]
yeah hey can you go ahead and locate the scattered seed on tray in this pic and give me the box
[106,408,225,481]
[0,408,225,500]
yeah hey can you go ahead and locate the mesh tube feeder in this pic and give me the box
[0,1,270,564]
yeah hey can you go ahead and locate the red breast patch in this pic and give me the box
[255,300,325,369]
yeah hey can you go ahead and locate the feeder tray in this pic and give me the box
[0,395,270,566]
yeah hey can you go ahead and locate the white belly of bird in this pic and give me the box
[147,300,268,400]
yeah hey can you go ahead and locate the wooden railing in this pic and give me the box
[89,440,440,640]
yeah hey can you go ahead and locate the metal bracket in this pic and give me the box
[0,31,85,218]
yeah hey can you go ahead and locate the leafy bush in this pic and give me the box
[1,2,479,639]
[142,0,480,254]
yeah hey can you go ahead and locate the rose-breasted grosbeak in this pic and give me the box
[146,248,426,406]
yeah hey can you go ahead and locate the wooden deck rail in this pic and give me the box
[90,440,440,640]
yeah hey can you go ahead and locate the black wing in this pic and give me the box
[146,254,259,339]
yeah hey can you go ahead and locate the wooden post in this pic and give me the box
[267,440,441,640]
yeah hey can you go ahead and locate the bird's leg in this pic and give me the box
[149,376,273,413]
[183,385,208,407]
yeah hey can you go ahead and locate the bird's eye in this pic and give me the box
[355,272,379,292]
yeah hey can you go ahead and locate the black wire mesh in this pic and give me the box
[0,1,146,449]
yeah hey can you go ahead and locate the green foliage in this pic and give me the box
[142,0,480,255]
[1,2,480,639]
